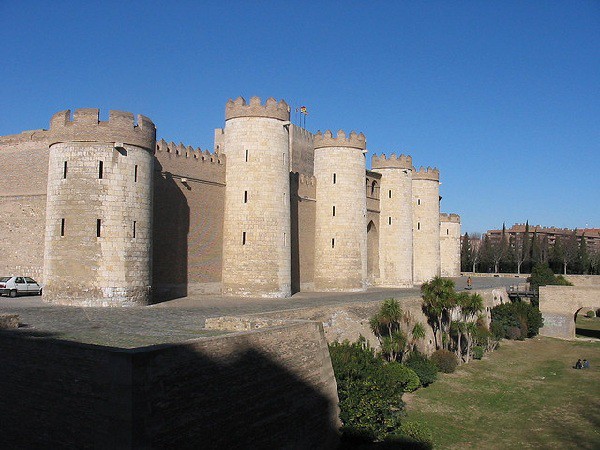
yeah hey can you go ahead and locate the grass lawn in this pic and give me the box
[576,316,600,339]
[404,337,600,449]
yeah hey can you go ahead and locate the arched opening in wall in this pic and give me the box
[367,220,379,283]
[574,306,600,339]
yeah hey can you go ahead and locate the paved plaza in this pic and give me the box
[0,276,516,348]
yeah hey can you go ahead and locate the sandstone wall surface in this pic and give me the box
[222,115,291,297]
[0,321,340,448]
[153,142,225,299]
[314,136,367,291]
[440,215,461,277]
[0,138,50,280]
[539,285,600,339]
[412,174,440,283]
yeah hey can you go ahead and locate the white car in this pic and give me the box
[0,276,43,297]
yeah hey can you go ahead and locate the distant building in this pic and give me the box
[486,224,600,252]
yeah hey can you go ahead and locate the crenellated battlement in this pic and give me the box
[48,108,156,150]
[225,96,290,121]
[313,130,366,150]
[298,173,316,186]
[156,139,224,164]
[371,153,412,170]
[440,213,461,223]
[412,166,440,181]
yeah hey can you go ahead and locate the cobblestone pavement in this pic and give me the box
[0,276,516,348]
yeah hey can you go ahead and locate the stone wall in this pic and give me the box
[373,155,414,287]
[0,321,340,448]
[222,109,292,297]
[0,135,50,280]
[564,275,600,286]
[153,141,226,300]
[440,213,461,277]
[539,285,600,339]
[314,131,367,291]
[412,168,440,283]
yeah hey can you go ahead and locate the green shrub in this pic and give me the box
[380,362,421,393]
[491,301,544,339]
[328,339,382,381]
[586,310,595,318]
[472,346,484,360]
[507,326,521,340]
[397,421,434,448]
[337,376,405,441]
[431,349,458,373]
[329,340,406,441]
[405,353,438,387]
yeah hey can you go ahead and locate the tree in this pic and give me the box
[369,298,405,362]
[421,277,456,350]
[530,231,541,267]
[577,234,590,274]
[561,230,579,275]
[513,232,531,275]
[461,232,472,272]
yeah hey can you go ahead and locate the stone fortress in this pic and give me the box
[0,97,460,306]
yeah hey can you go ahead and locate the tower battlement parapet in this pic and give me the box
[371,153,412,170]
[48,109,156,150]
[156,139,224,164]
[299,173,316,186]
[412,166,439,181]
[313,130,366,150]
[225,96,290,121]
[440,213,461,223]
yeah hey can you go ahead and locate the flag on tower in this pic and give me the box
[300,106,308,115]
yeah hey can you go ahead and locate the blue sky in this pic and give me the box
[1,1,598,234]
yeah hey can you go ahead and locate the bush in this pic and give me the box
[328,339,382,381]
[405,353,438,387]
[431,349,458,373]
[337,376,405,441]
[491,301,544,339]
[380,362,421,393]
[586,310,595,318]
[472,345,484,360]
[507,326,521,340]
[397,421,434,448]
[329,340,406,441]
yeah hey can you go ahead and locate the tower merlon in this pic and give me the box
[440,213,461,223]
[48,108,156,151]
[412,166,440,181]
[225,96,290,121]
[313,130,366,150]
[371,153,413,170]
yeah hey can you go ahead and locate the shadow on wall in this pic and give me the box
[290,172,301,294]
[152,159,190,303]
[0,330,340,448]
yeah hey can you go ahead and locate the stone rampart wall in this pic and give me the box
[0,137,50,280]
[0,321,339,448]
[539,285,600,339]
[153,142,226,299]
[564,275,600,286]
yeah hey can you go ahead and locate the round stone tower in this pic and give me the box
[371,153,414,287]
[221,97,292,297]
[43,108,156,306]
[313,130,367,291]
[412,167,441,283]
[440,213,461,277]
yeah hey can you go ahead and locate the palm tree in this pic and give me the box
[421,276,456,350]
[370,298,405,361]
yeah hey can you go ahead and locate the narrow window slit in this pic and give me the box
[99,161,104,179]
[97,219,102,237]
